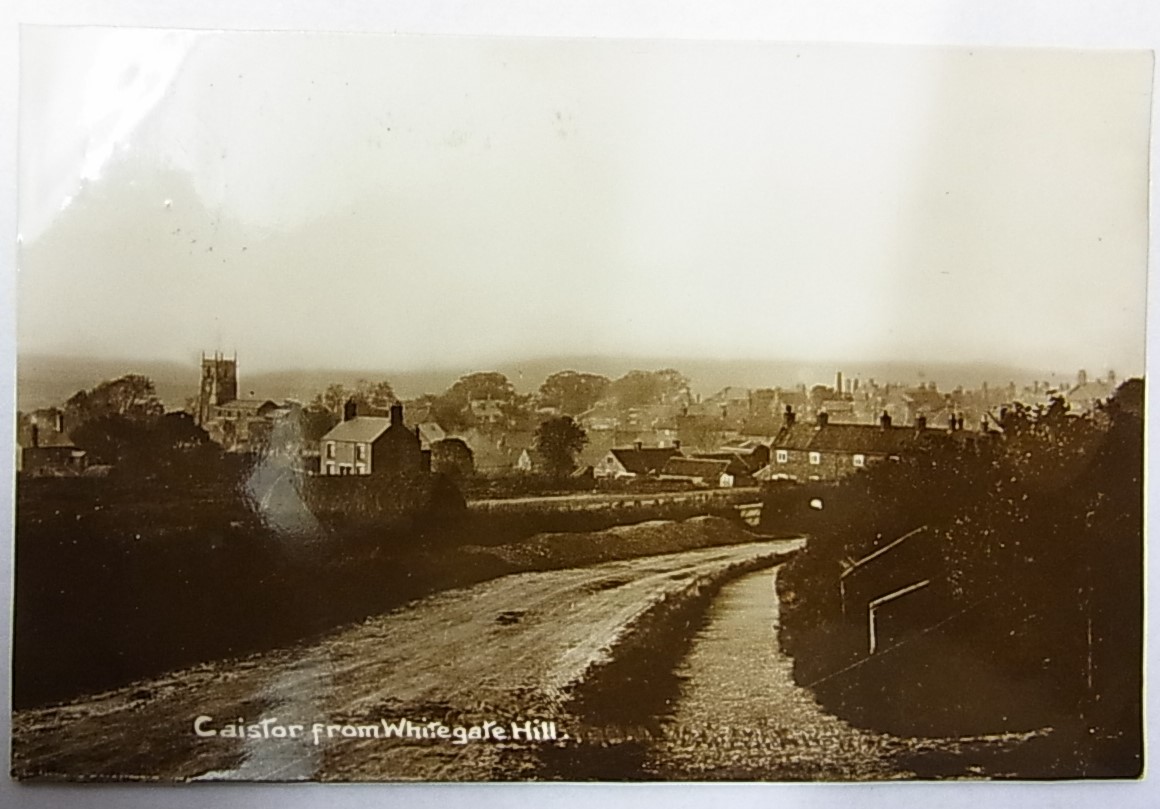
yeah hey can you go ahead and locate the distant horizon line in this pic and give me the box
[16,349,1139,384]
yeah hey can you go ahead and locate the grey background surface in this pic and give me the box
[2,2,1158,807]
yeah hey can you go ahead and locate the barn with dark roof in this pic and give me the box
[593,443,682,479]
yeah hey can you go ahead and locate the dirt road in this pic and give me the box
[12,538,801,782]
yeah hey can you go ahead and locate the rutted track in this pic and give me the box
[12,537,802,782]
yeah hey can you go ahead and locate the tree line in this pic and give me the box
[774,379,1144,773]
[22,367,692,479]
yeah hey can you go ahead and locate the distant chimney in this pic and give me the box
[1077,369,1088,387]
[817,411,830,427]
[343,399,357,422]
[879,411,892,429]
[784,404,796,428]
[836,371,843,395]
[981,416,989,433]
[390,401,404,426]
[30,424,39,448]
[916,414,927,430]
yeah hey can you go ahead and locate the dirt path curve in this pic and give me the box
[643,567,907,780]
[640,568,1045,781]
[12,539,802,782]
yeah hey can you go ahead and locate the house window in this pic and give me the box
[776,450,788,464]
[325,442,335,459]
[853,454,865,467]
[356,443,367,461]
[809,452,821,465]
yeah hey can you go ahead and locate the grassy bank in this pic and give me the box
[12,462,770,710]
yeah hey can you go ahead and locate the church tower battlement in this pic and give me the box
[196,352,238,426]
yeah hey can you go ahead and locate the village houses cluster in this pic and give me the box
[17,356,1122,487]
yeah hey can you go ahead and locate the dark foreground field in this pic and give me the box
[12,525,801,781]
[12,464,759,711]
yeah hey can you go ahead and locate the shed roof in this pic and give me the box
[661,456,730,479]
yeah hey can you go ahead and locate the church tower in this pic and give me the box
[196,352,238,426]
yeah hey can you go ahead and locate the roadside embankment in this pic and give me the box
[13,531,802,782]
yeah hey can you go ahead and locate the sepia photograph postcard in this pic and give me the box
[5,22,1152,790]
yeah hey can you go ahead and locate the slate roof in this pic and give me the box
[417,422,447,445]
[772,422,943,455]
[219,398,278,414]
[1067,381,1115,406]
[609,446,682,475]
[661,456,731,480]
[720,439,763,451]
[902,388,948,411]
[692,451,760,476]
[322,416,392,443]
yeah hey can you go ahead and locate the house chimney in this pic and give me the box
[879,411,892,429]
[343,399,357,422]
[54,411,64,433]
[390,401,404,426]
[634,440,643,451]
[817,411,830,427]
[30,424,39,448]
[916,414,927,430]
[673,439,681,450]
[784,404,796,427]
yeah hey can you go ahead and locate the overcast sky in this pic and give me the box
[16,28,1152,377]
